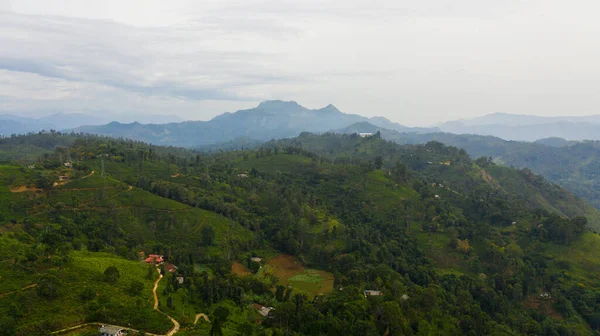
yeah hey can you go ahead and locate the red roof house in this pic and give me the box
[145,254,164,264]
[164,263,178,273]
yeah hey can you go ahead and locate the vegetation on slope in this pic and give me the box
[2,133,600,335]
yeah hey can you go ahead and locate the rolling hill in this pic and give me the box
[337,122,600,212]
[2,133,600,334]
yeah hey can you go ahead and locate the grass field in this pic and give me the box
[258,254,334,297]
[544,232,600,284]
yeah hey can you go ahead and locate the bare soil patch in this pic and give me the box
[10,185,42,193]
[268,254,304,280]
[523,295,563,320]
[232,262,253,276]
[481,169,501,189]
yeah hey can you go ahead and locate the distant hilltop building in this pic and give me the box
[99,325,124,336]
[364,290,383,298]
[358,132,373,138]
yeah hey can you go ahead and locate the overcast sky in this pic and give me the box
[1,0,600,126]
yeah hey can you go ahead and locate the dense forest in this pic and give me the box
[1,132,600,335]
[334,124,600,212]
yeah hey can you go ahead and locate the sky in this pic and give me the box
[1,0,600,126]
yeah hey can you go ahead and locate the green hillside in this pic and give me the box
[2,133,600,335]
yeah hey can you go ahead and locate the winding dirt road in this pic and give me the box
[153,268,180,336]
[194,313,210,324]
[51,268,180,335]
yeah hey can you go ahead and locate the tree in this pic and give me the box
[35,171,54,189]
[374,156,383,170]
[37,274,61,299]
[103,266,120,284]
[147,266,156,280]
[210,306,230,336]
[128,280,144,296]
[275,285,285,302]
[201,225,215,246]
[80,286,96,300]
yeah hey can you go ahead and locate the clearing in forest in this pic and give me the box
[263,254,334,296]
[231,262,253,276]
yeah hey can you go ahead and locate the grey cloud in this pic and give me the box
[2,1,600,125]
[0,11,291,102]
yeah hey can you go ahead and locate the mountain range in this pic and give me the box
[0,112,183,136]
[438,112,600,141]
[73,100,438,147]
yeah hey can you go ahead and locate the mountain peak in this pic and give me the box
[258,100,301,108]
[318,104,341,113]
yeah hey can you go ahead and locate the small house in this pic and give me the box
[237,173,249,178]
[164,263,178,273]
[401,294,410,301]
[28,165,36,169]
[58,176,69,181]
[358,132,373,138]
[176,276,184,284]
[99,325,125,336]
[364,290,383,298]
[64,162,72,168]
[251,257,262,263]
[252,303,274,317]
[145,254,164,264]
[434,195,440,199]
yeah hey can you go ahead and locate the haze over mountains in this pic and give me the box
[438,112,600,141]
[0,112,183,136]
[6,101,600,144]
[73,100,438,147]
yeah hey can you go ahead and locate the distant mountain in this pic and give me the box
[39,113,107,130]
[368,116,436,133]
[448,112,600,126]
[534,137,576,147]
[0,115,55,135]
[0,112,184,136]
[439,113,600,141]
[74,101,438,147]
[117,114,184,124]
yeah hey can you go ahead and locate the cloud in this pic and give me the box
[0,12,285,103]
[2,1,600,125]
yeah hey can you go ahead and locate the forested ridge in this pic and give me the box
[1,132,600,335]
[335,124,600,213]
